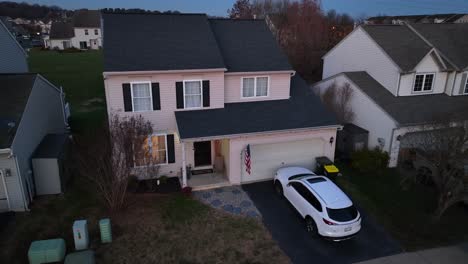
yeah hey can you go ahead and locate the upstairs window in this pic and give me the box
[84,29,89,35]
[242,76,269,98]
[184,80,203,108]
[131,82,152,112]
[94,29,99,35]
[413,73,434,92]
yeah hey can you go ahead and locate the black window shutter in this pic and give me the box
[151,83,160,110]
[202,80,210,107]
[122,83,132,112]
[167,134,175,163]
[176,82,184,109]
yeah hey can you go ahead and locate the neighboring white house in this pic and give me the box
[313,23,468,167]
[46,10,101,50]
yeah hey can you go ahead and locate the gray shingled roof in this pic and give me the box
[175,75,337,140]
[343,71,468,125]
[49,21,74,39]
[72,10,101,28]
[208,19,292,72]
[0,74,37,148]
[411,23,468,70]
[103,13,226,72]
[362,25,432,72]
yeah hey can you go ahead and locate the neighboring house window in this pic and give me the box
[184,80,203,108]
[94,29,99,35]
[464,77,468,94]
[131,82,153,112]
[84,29,89,35]
[413,73,434,92]
[135,134,168,166]
[241,76,269,98]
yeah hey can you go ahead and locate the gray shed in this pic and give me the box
[32,134,69,195]
[336,123,369,160]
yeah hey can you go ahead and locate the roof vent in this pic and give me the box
[7,122,16,128]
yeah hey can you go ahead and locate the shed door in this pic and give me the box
[242,139,325,183]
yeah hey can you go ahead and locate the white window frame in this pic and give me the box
[183,79,203,109]
[130,81,153,112]
[241,76,270,99]
[84,29,89,35]
[464,76,468,94]
[94,29,99,35]
[134,133,168,167]
[412,73,435,93]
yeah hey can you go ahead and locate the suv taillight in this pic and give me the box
[323,218,337,225]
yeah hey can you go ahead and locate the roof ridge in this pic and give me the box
[102,11,207,16]
[209,18,264,21]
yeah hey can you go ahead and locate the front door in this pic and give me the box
[194,141,211,167]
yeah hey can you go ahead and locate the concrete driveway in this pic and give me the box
[242,181,402,264]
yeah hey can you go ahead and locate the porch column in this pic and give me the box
[181,141,187,187]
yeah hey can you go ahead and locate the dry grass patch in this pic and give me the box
[96,194,289,264]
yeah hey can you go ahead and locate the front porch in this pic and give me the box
[181,138,231,189]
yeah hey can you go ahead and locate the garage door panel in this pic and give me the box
[242,139,325,183]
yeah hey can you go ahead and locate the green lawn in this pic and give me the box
[336,164,468,251]
[29,49,106,132]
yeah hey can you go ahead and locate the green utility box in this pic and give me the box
[28,238,66,264]
[99,218,112,243]
[64,250,95,264]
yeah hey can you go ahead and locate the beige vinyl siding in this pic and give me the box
[0,154,25,211]
[104,70,225,177]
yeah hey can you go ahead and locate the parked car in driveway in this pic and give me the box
[274,167,361,241]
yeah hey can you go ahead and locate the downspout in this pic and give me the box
[396,74,402,96]
[59,86,68,127]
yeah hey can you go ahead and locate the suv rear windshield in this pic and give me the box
[326,206,358,222]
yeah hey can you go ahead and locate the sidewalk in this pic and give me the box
[355,243,468,264]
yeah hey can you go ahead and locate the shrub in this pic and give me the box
[351,147,389,175]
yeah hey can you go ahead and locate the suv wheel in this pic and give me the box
[305,216,318,236]
[275,181,283,197]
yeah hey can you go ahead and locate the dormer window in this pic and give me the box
[464,78,468,94]
[413,73,434,92]
[241,76,269,98]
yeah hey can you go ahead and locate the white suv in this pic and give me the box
[274,167,361,241]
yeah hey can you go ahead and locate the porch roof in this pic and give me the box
[175,75,338,140]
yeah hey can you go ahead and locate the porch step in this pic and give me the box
[191,181,232,191]
[191,169,214,175]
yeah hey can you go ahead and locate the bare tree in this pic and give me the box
[74,114,155,212]
[400,118,468,219]
[228,0,254,19]
[320,82,355,123]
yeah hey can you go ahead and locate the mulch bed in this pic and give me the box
[135,177,181,194]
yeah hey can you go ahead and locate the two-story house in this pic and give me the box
[313,23,468,167]
[0,20,68,211]
[47,10,101,50]
[102,13,339,189]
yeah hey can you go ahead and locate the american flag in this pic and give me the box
[244,144,251,175]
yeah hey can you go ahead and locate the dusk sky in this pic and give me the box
[8,0,468,18]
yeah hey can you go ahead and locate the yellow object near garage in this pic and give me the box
[324,165,339,173]
[315,156,341,180]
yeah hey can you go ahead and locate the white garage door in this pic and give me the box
[242,139,325,183]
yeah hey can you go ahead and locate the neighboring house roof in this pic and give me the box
[361,23,468,72]
[342,71,468,126]
[208,19,292,72]
[175,75,337,140]
[49,21,74,39]
[411,23,468,70]
[361,25,432,72]
[72,10,101,28]
[0,73,37,148]
[102,13,226,72]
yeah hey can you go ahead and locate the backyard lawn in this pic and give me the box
[336,164,468,251]
[29,49,106,132]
